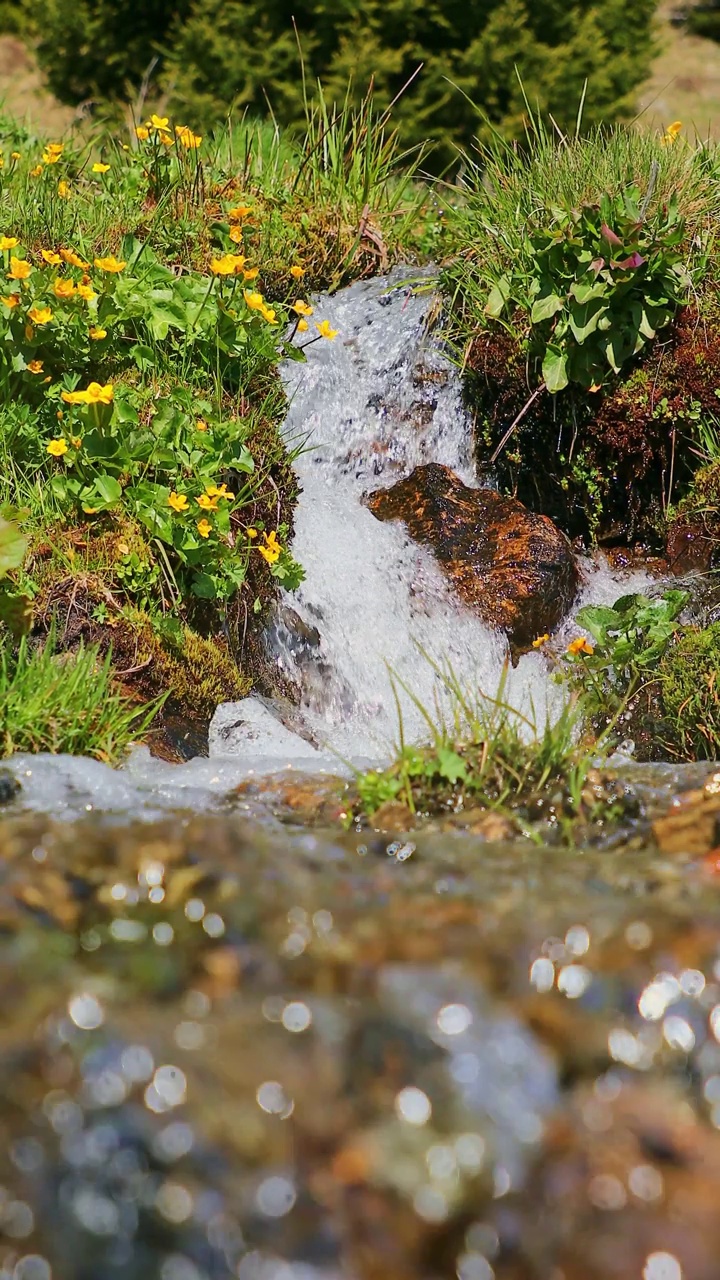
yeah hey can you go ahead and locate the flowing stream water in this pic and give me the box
[211,269,650,767]
[0,274,718,1280]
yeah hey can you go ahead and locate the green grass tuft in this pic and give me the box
[0,628,159,761]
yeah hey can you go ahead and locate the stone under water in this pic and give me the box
[366,462,580,651]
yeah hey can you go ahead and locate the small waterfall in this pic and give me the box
[212,269,650,764]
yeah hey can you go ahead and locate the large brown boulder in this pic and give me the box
[365,462,579,650]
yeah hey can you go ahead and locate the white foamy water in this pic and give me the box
[215,269,650,763]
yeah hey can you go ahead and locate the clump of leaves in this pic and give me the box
[564,589,689,721]
[486,185,692,392]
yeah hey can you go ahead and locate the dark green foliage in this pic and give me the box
[23,0,659,166]
[685,3,720,41]
[29,0,192,103]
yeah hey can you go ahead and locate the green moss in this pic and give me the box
[147,620,250,719]
[658,623,720,759]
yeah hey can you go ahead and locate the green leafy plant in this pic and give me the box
[564,589,690,719]
[486,186,692,392]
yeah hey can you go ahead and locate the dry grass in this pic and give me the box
[638,2,720,138]
[0,35,74,134]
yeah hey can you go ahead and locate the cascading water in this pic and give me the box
[211,268,650,764]
[0,269,655,817]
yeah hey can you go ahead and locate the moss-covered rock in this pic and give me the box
[666,460,720,573]
[658,623,720,760]
[464,307,720,546]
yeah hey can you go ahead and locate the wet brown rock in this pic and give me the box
[366,462,579,649]
[235,771,353,825]
[652,773,720,856]
[667,513,720,574]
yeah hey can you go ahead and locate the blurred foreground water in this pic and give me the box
[0,800,718,1280]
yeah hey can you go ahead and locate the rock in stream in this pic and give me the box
[366,462,579,650]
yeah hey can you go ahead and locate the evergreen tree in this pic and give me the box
[27,0,659,165]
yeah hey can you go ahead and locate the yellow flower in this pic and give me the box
[168,492,189,512]
[8,256,31,280]
[567,636,594,656]
[149,114,169,130]
[42,149,62,165]
[30,165,43,177]
[290,265,305,279]
[28,306,53,325]
[196,493,219,512]
[242,267,259,281]
[205,483,234,499]
[89,326,107,340]
[228,204,253,221]
[2,293,19,308]
[85,381,114,404]
[53,278,76,299]
[196,518,212,539]
[27,359,43,374]
[60,249,89,269]
[71,437,81,448]
[195,418,208,432]
[46,438,68,456]
[316,319,338,340]
[210,253,244,276]
[57,180,70,198]
[258,529,282,563]
[292,300,313,317]
[10,152,20,162]
[175,125,202,148]
[92,162,110,174]
[662,120,682,145]
[135,126,150,141]
[258,543,280,564]
[45,142,63,157]
[61,381,113,406]
[0,236,18,251]
[297,318,309,332]
[158,131,175,148]
[260,304,277,324]
[246,527,258,539]
[94,254,126,273]
[229,226,244,244]
[41,249,61,265]
[532,634,549,648]
[77,283,96,301]
[243,288,264,310]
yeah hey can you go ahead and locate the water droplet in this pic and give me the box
[281,1002,312,1033]
[255,1176,296,1218]
[395,1086,431,1126]
[437,1003,473,1035]
[68,993,104,1030]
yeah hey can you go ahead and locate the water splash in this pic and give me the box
[216,270,649,763]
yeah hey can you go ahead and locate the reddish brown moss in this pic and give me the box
[464,308,720,545]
